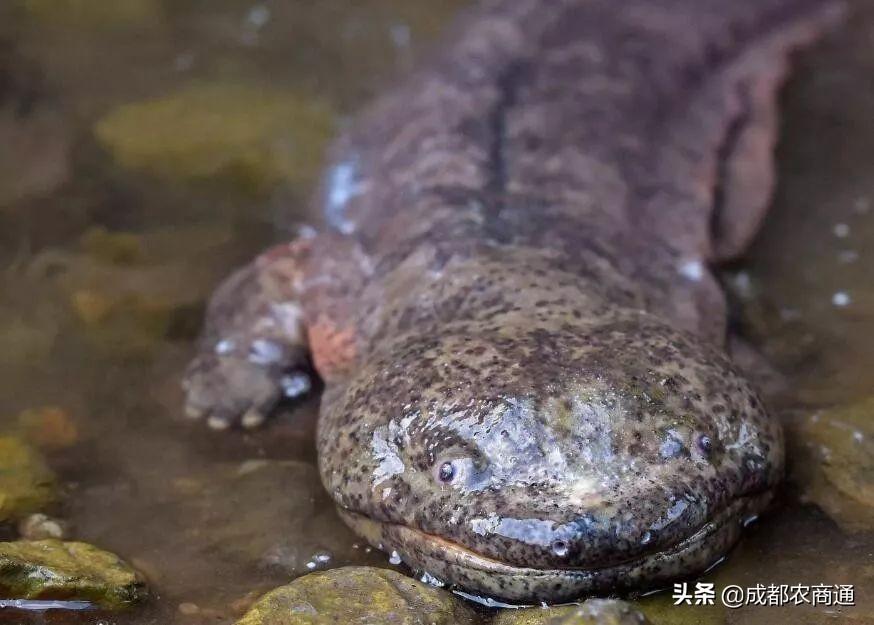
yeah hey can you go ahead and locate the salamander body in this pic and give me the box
[183,0,842,603]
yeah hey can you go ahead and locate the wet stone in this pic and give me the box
[16,406,79,451]
[36,225,231,355]
[182,460,327,568]
[71,288,179,344]
[178,601,200,616]
[235,566,477,625]
[17,513,67,541]
[635,592,725,625]
[94,83,335,194]
[128,457,354,602]
[492,599,651,625]
[0,436,56,523]
[0,539,147,609]
[790,396,874,533]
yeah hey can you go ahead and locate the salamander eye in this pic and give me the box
[697,434,713,456]
[431,456,489,490]
[433,457,475,486]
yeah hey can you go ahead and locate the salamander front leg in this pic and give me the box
[182,244,314,430]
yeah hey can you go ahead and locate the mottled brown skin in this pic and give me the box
[182,0,843,604]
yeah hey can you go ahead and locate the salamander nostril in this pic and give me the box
[437,461,456,484]
[552,540,569,557]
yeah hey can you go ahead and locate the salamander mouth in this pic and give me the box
[337,491,772,603]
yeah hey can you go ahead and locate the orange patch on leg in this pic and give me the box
[307,315,358,380]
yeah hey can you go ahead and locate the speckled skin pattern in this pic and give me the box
[182,0,843,604]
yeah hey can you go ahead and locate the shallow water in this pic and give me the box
[0,1,871,624]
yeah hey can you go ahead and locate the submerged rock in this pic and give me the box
[0,436,55,522]
[635,592,725,625]
[173,460,329,571]
[0,539,147,609]
[28,223,236,355]
[16,406,79,451]
[79,227,145,266]
[791,396,874,533]
[70,287,180,344]
[17,513,67,540]
[492,599,650,625]
[235,566,476,625]
[95,83,335,193]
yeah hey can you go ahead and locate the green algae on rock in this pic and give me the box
[0,540,147,609]
[94,83,335,193]
[0,436,55,522]
[791,396,874,533]
[235,566,476,625]
[492,599,651,625]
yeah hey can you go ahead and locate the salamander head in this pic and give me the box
[318,311,782,603]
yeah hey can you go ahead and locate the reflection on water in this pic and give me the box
[0,0,871,624]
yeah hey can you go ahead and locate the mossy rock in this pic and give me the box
[636,592,726,625]
[94,83,335,194]
[235,566,476,625]
[79,227,145,266]
[0,436,56,522]
[0,540,147,609]
[791,396,874,533]
[492,599,650,625]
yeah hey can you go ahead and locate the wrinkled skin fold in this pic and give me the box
[339,494,770,602]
